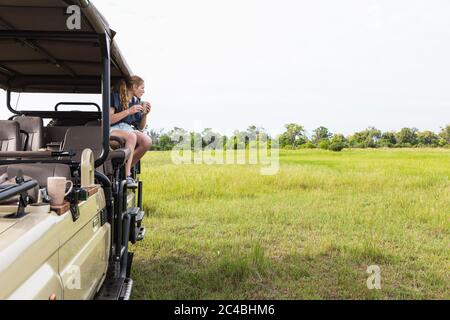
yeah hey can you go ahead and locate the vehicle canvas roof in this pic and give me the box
[0,0,132,94]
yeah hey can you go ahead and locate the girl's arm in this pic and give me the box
[110,107,130,125]
[110,105,144,125]
[137,113,148,130]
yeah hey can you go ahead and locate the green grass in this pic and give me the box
[131,149,450,300]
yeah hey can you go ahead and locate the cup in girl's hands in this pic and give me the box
[141,101,151,114]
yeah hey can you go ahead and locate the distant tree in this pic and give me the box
[146,125,450,151]
[417,131,439,147]
[147,128,162,144]
[228,130,249,149]
[246,125,259,140]
[201,128,222,148]
[348,127,381,148]
[312,126,332,144]
[379,131,397,148]
[396,128,419,147]
[189,132,202,151]
[167,127,190,149]
[168,127,188,141]
[279,123,308,148]
[158,134,175,151]
[245,125,270,148]
[328,134,347,152]
[439,125,450,146]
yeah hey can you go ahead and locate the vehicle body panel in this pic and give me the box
[0,191,109,300]
[0,218,17,235]
[6,253,62,300]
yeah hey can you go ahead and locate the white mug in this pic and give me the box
[47,177,73,206]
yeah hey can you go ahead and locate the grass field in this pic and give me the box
[131,149,449,300]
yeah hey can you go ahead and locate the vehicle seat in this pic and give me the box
[109,134,126,150]
[70,121,127,150]
[44,126,71,151]
[62,126,131,176]
[14,117,44,151]
[0,163,71,205]
[0,164,71,188]
[0,121,20,151]
[62,127,103,162]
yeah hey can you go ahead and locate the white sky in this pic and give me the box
[1,0,450,136]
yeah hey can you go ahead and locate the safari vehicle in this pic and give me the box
[0,1,146,299]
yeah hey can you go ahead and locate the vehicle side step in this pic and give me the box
[128,207,146,243]
[119,278,133,300]
[95,277,133,300]
[136,226,146,241]
[136,210,145,223]
[125,207,140,218]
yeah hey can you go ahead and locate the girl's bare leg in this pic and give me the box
[110,130,137,176]
[132,131,152,167]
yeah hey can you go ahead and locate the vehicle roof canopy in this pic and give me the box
[0,0,132,94]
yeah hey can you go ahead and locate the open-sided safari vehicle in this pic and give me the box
[0,1,146,299]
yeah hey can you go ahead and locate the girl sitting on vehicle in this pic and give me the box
[110,75,152,186]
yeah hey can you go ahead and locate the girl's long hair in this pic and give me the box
[114,75,144,110]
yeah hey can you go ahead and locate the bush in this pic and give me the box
[328,142,345,152]
[299,141,317,149]
[318,140,330,150]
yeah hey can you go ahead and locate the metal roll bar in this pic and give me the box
[3,31,111,169]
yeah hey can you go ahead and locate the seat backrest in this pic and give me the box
[14,116,44,151]
[44,126,71,149]
[0,120,20,151]
[61,126,126,177]
[62,126,103,162]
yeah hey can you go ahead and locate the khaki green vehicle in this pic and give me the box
[0,0,146,299]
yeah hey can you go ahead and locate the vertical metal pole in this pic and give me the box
[137,181,143,211]
[95,32,110,168]
[96,32,117,268]
[6,90,20,115]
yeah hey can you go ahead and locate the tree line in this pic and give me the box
[145,124,450,152]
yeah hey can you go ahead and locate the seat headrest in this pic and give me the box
[14,117,43,132]
[0,121,20,152]
[14,117,44,151]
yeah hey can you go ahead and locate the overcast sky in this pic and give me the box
[1,0,450,136]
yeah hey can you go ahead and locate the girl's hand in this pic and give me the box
[142,101,152,114]
[129,104,144,115]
